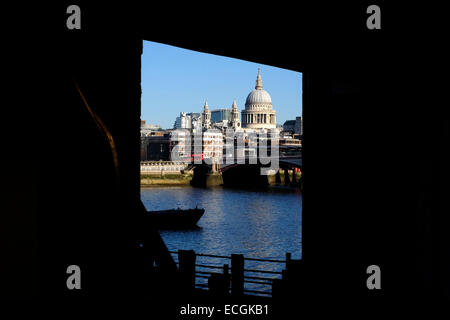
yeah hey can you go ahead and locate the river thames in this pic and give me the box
[141,185,302,292]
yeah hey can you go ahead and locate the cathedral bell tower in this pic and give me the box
[202,99,211,129]
[230,99,241,130]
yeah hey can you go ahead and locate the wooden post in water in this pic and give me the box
[285,252,302,293]
[281,252,292,283]
[231,254,244,296]
[178,249,196,291]
[208,264,230,297]
[286,252,291,271]
[223,263,230,294]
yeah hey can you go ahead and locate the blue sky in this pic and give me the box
[141,41,302,129]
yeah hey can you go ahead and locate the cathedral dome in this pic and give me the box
[245,89,272,106]
[241,69,276,129]
[244,68,273,110]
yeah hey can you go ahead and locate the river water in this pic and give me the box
[141,186,302,294]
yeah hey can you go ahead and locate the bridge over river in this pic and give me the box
[141,155,302,188]
[220,155,302,173]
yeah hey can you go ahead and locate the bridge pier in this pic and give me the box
[190,163,223,187]
[220,158,302,188]
[275,170,282,184]
[291,168,297,184]
[284,168,291,185]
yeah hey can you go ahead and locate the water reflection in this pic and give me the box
[141,186,302,260]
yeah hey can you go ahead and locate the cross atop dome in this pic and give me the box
[255,68,263,90]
